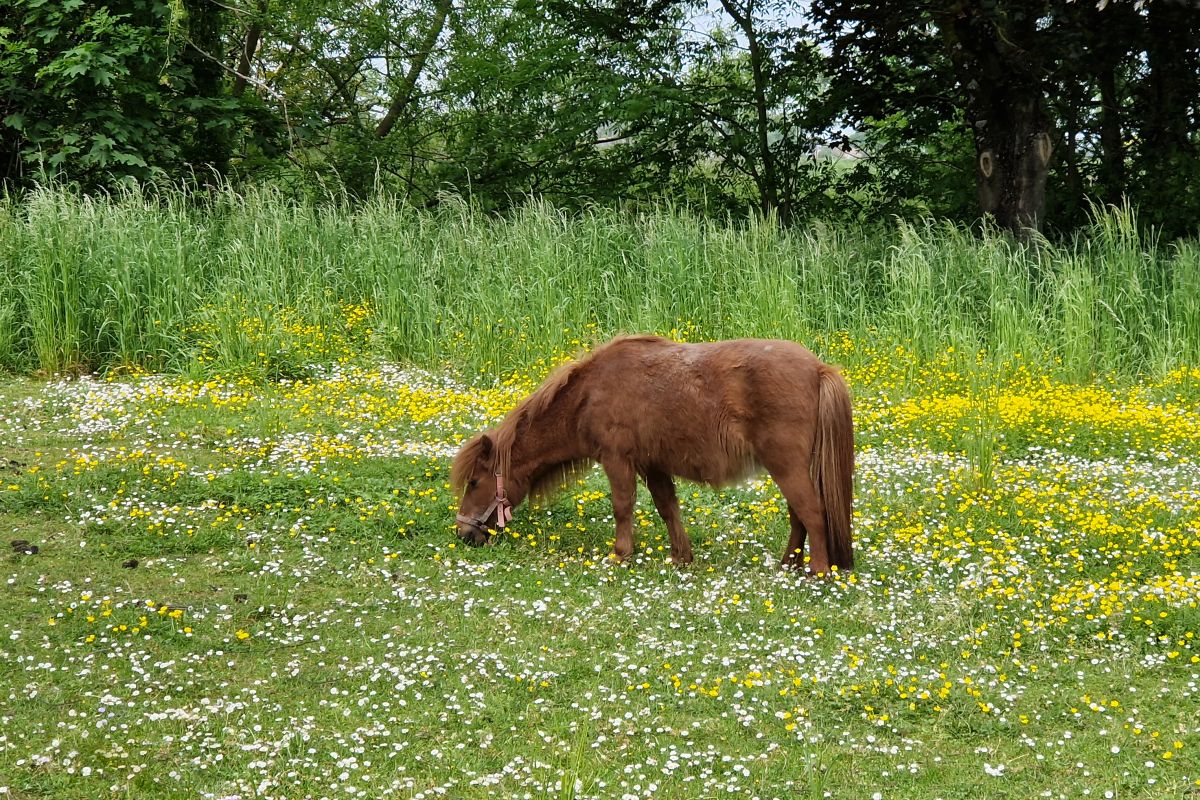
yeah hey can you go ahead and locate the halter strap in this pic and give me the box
[456,473,512,535]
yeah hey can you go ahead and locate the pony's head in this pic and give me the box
[450,433,513,546]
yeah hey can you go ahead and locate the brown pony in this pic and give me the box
[451,335,854,572]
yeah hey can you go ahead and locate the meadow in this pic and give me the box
[0,188,1198,799]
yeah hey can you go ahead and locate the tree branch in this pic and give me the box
[376,0,454,139]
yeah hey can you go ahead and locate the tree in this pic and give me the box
[551,0,839,221]
[814,0,1200,237]
[814,1,1063,235]
[0,0,240,189]
[1129,0,1200,238]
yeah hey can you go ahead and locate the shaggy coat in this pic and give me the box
[452,335,854,571]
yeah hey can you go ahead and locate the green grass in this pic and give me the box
[0,344,1197,799]
[1,186,1198,382]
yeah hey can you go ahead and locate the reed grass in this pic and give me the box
[1,185,1196,380]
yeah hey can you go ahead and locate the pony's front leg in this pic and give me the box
[645,469,693,565]
[602,459,637,561]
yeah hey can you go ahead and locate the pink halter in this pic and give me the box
[455,473,513,536]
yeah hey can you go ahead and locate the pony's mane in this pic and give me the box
[450,435,489,493]
[527,460,592,503]
[449,351,589,494]
[491,348,591,476]
[452,336,664,498]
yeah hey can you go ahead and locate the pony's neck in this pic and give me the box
[502,407,580,506]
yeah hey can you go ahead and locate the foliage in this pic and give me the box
[828,114,977,223]
[0,0,1196,234]
[0,0,245,187]
[812,0,1200,236]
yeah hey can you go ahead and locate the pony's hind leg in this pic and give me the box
[602,459,638,561]
[644,469,693,565]
[782,505,808,570]
[764,463,830,574]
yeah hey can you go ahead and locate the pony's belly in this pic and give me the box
[709,456,762,488]
[661,454,760,488]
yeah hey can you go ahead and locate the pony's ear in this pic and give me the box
[477,434,493,459]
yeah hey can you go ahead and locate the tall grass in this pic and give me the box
[1,184,1196,380]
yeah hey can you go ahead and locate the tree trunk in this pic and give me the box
[1061,80,1081,217]
[1096,62,1124,206]
[232,2,268,98]
[1137,0,1199,235]
[972,95,1052,236]
[375,0,453,140]
[1143,0,1195,157]
[1141,0,1197,173]
[718,0,781,221]
[183,0,231,178]
[0,130,20,187]
[944,4,1053,237]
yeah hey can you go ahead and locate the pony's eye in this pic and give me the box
[468,479,479,489]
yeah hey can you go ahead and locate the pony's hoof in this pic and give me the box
[670,552,694,566]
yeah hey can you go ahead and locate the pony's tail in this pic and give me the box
[814,368,855,569]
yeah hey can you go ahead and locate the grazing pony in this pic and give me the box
[451,335,854,572]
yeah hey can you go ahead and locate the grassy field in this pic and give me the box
[1,331,1198,799]
[2,187,1199,381]
[1,191,1198,798]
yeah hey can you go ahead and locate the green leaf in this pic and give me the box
[110,151,149,167]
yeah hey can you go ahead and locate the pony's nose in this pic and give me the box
[458,525,488,547]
